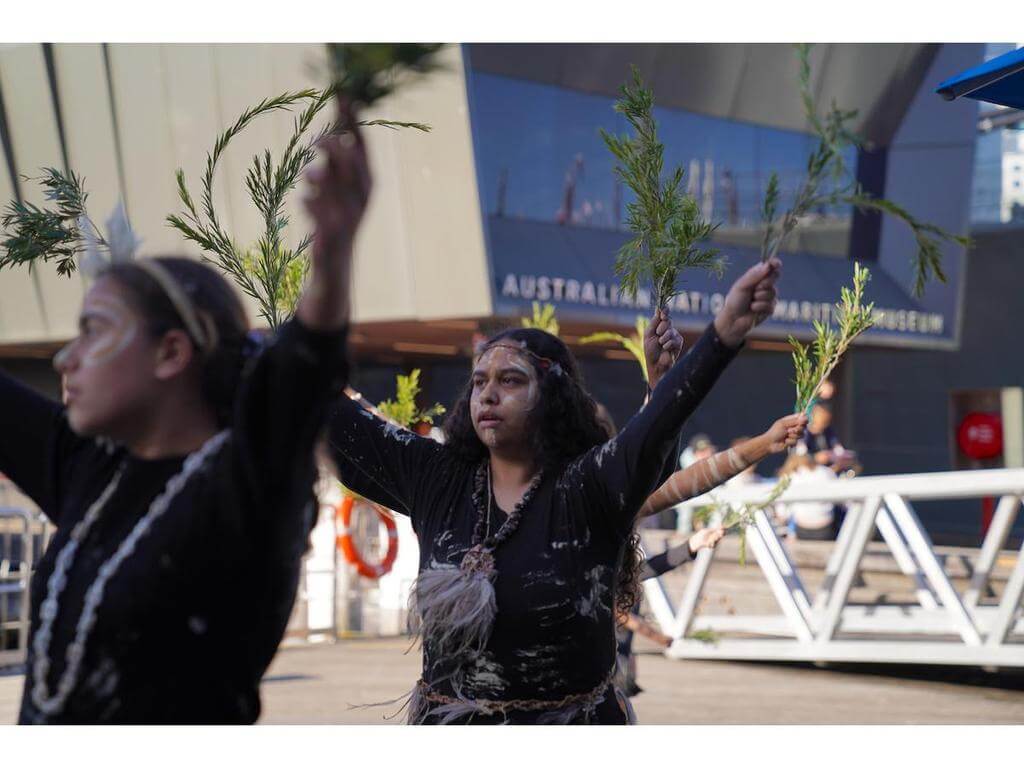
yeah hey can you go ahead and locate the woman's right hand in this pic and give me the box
[764,413,808,454]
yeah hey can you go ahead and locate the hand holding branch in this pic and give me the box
[713,257,781,348]
[297,101,372,330]
[644,308,684,391]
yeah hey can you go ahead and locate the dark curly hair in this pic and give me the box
[442,327,644,617]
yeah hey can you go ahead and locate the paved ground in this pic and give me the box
[3,531,1019,724]
[4,637,1022,725]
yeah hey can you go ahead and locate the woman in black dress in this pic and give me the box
[328,258,781,724]
[0,115,370,724]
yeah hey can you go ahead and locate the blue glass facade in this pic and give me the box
[468,70,854,238]
[463,45,980,349]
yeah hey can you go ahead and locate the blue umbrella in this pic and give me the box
[935,46,1024,108]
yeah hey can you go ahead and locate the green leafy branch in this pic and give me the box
[692,477,792,566]
[168,88,431,330]
[0,168,105,276]
[790,262,875,416]
[688,628,721,645]
[602,67,724,311]
[761,44,969,298]
[326,44,445,108]
[376,369,446,429]
[580,315,649,383]
[520,301,560,336]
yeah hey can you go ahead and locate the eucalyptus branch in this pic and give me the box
[692,477,792,566]
[602,67,724,310]
[790,262,875,416]
[841,192,969,298]
[326,44,445,108]
[520,301,560,336]
[580,315,649,383]
[759,44,967,298]
[170,87,432,330]
[0,168,106,276]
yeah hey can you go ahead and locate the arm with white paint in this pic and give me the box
[638,413,807,518]
[325,393,447,518]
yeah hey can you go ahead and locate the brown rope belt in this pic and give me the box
[417,665,617,716]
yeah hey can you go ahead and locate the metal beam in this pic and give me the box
[875,505,940,610]
[746,522,814,642]
[986,538,1024,647]
[668,638,1024,666]
[964,495,1019,610]
[816,496,881,642]
[883,494,982,646]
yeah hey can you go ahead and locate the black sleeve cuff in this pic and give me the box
[274,318,350,379]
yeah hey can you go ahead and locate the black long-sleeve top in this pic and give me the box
[1,320,348,724]
[327,323,737,724]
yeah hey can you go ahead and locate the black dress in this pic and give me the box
[327,323,737,724]
[0,320,348,724]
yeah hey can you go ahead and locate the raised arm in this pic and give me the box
[325,392,446,519]
[569,259,781,534]
[230,104,368,517]
[639,412,806,517]
[0,370,77,515]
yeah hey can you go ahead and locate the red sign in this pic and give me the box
[957,412,1003,460]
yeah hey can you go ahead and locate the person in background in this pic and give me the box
[796,401,859,474]
[614,524,726,696]
[680,433,716,470]
[776,453,839,540]
[674,434,717,530]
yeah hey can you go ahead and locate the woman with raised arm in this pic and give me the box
[328,258,781,724]
[0,109,369,724]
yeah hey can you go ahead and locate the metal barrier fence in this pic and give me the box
[0,491,413,668]
[646,468,1024,668]
[0,507,52,667]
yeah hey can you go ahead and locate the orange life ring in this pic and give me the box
[335,494,399,579]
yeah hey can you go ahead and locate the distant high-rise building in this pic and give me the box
[1002,130,1024,222]
[970,43,1023,224]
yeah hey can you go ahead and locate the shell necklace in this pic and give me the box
[30,430,229,716]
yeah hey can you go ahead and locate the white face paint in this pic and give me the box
[55,292,139,372]
[470,344,541,451]
[53,279,154,438]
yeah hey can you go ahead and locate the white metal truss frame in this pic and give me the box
[643,468,1024,667]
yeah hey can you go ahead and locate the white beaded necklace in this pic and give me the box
[30,430,230,717]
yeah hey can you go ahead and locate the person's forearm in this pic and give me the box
[638,541,695,580]
[624,614,672,647]
[296,253,351,331]
[639,433,771,517]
